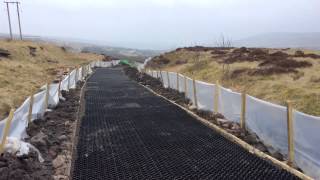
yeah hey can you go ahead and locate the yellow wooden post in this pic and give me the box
[184,75,187,95]
[0,109,15,154]
[58,80,62,97]
[286,101,295,166]
[28,94,34,123]
[67,72,71,90]
[176,73,179,90]
[241,91,247,130]
[44,83,50,110]
[192,78,198,108]
[166,71,170,88]
[214,80,220,113]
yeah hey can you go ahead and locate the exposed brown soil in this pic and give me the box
[124,66,284,161]
[0,83,82,180]
[221,48,313,76]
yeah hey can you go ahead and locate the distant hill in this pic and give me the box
[81,45,163,62]
[0,33,163,62]
[235,32,320,50]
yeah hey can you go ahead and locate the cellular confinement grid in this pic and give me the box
[72,68,299,180]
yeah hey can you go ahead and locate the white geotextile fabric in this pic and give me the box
[294,111,320,178]
[151,70,320,178]
[246,95,289,155]
[69,70,77,89]
[60,75,69,91]
[160,71,169,88]
[185,77,195,105]
[48,84,60,108]
[168,72,178,90]
[218,87,242,123]
[178,74,185,93]
[195,80,215,112]
[31,90,47,120]
[8,97,30,139]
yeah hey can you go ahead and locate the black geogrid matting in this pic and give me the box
[72,68,299,180]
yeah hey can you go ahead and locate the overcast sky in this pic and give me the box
[0,0,319,49]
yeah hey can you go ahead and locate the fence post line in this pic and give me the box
[286,100,295,166]
[214,80,220,113]
[0,108,15,154]
[176,72,179,90]
[28,93,34,123]
[241,91,247,130]
[44,83,50,110]
[192,78,198,108]
[166,71,170,88]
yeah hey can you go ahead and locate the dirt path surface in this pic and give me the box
[72,67,299,180]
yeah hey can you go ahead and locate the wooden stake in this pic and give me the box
[166,71,170,88]
[184,75,187,95]
[58,80,62,97]
[176,73,179,91]
[192,78,198,108]
[67,72,71,90]
[0,109,15,154]
[44,83,50,110]
[28,94,34,123]
[241,91,247,130]
[214,80,220,113]
[286,101,295,166]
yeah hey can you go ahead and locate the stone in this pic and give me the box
[217,118,228,125]
[58,135,68,141]
[231,123,240,130]
[255,143,268,152]
[53,175,68,180]
[188,105,197,111]
[243,134,259,144]
[53,155,65,169]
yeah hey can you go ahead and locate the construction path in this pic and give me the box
[72,67,298,180]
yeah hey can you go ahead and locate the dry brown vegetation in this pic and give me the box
[0,40,103,119]
[147,46,320,116]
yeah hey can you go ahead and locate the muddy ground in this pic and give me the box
[0,83,82,180]
[124,66,287,162]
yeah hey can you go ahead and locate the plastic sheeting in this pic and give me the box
[218,87,242,123]
[294,111,320,178]
[195,80,215,112]
[185,77,195,105]
[168,72,178,90]
[147,70,320,179]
